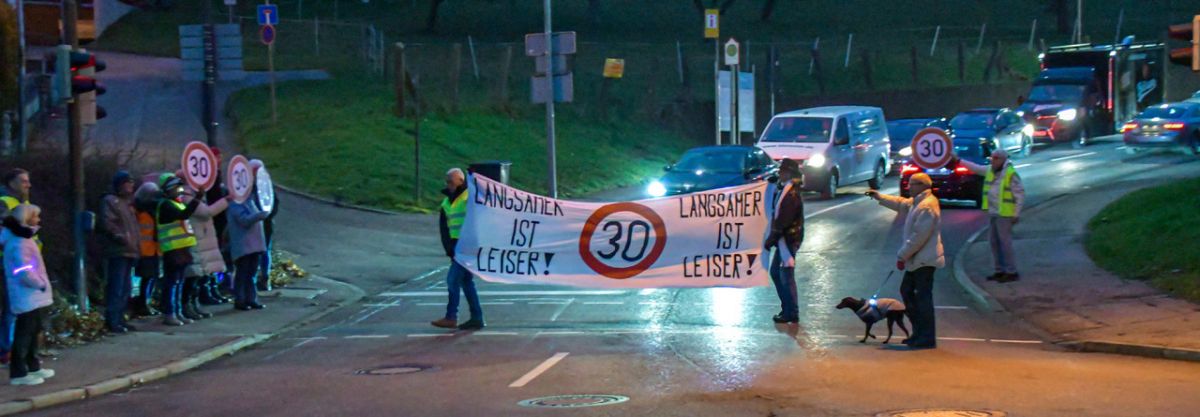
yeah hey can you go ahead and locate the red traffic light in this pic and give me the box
[1167,16,1200,71]
[1169,23,1194,41]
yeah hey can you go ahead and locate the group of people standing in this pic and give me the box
[0,147,281,386]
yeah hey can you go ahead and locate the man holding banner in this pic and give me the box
[431,168,485,331]
[764,159,805,324]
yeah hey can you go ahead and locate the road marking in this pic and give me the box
[379,290,626,297]
[264,337,326,361]
[529,301,570,305]
[509,352,570,388]
[475,331,520,336]
[583,301,624,305]
[939,337,987,342]
[1050,151,1096,162]
[415,266,450,282]
[352,298,400,324]
[538,331,585,336]
[1116,146,1128,150]
[345,334,390,339]
[1014,163,1033,169]
[806,200,859,219]
[481,302,516,305]
[989,338,1043,344]
[408,333,454,338]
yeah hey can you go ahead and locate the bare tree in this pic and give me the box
[760,0,777,22]
[426,0,446,32]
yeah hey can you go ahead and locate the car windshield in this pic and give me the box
[671,150,745,174]
[887,120,929,150]
[1028,84,1086,102]
[953,141,989,164]
[950,113,996,130]
[1137,105,1192,119]
[760,117,833,143]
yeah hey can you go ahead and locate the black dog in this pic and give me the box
[836,297,910,344]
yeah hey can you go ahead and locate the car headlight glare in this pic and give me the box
[898,146,912,157]
[807,153,827,168]
[1057,108,1078,121]
[1022,124,1034,136]
[647,180,667,197]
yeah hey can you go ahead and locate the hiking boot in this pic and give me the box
[457,319,486,331]
[182,303,204,321]
[430,318,457,329]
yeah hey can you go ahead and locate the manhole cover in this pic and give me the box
[877,410,1007,417]
[355,364,435,376]
[518,394,629,408]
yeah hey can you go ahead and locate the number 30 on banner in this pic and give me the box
[227,155,254,203]
[181,142,218,191]
[910,127,954,169]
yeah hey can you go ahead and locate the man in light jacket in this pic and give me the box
[100,171,141,333]
[867,173,944,349]
[952,149,1025,283]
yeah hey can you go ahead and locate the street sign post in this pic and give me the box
[181,141,218,191]
[724,38,741,143]
[911,127,954,169]
[260,24,276,45]
[258,2,278,122]
[724,38,740,66]
[256,4,279,25]
[704,9,719,39]
[227,155,253,203]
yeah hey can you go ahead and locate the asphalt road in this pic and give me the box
[29,137,1200,417]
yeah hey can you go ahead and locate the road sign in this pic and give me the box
[704,9,719,39]
[524,31,577,57]
[227,155,253,203]
[911,127,954,169]
[223,0,235,6]
[181,141,218,191]
[724,38,740,66]
[256,166,275,213]
[602,58,624,79]
[257,4,279,25]
[260,24,276,45]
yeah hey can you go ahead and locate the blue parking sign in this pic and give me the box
[257,4,279,25]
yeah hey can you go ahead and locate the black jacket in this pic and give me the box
[765,179,805,254]
[438,185,466,258]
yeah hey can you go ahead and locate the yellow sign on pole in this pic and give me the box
[704,9,719,39]
[603,58,625,78]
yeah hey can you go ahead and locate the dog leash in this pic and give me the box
[868,270,895,306]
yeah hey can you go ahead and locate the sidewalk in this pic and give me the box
[0,275,363,415]
[956,177,1200,362]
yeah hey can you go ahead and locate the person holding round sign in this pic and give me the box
[949,149,1025,283]
[225,156,271,311]
[866,172,944,350]
[249,160,278,292]
[154,173,204,327]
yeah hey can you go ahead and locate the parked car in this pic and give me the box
[1121,102,1200,156]
[646,146,778,197]
[886,117,950,174]
[900,138,995,207]
[949,108,1033,157]
[755,106,892,199]
[1184,90,1200,104]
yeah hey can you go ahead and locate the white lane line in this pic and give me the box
[352,298,400,324]
[408,333,454,338]
[264,337,327,361]
[481,302,516,305]
[538,331,585,336]
[416,302,443,306]
[638,289,659,295]
[379,290,626,297]
[345,335,390,339]
[939,337,987,342]
[415,266,450,282]
[806,200,859,219]
[1014,163,1033,169]
[583,301,624,305]
[1050,151,1096,162]
[990,339,1044,344]
[509,352,570,388]
[1116,146,1128,150]
[529,301,570,305]
[475,331,520,336]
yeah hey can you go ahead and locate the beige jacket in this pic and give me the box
[877,190,945,271]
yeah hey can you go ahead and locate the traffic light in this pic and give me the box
[1168,15,1200,71]
[49,45,107,123]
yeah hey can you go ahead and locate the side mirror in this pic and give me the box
[834,136,850,146]
[744,166,763,178]
[663,164,673,172]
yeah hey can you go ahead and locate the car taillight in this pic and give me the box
[1121,122,1138,132]
[954,164,970,175]
[1164,123,1186,130]
[901,164,920,175]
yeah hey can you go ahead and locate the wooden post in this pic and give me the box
[468,35,480,81]
[410,75,421,204]
[812,44,825,95]
[957,42,965,83]
[451,43,462,112]
[910,45,919,85]
[314,15,320,56]
[394,42,406,116]
[498,45,513,110]
[676,40,685,84]
[861,49,873,90]
[983,40,1001,82]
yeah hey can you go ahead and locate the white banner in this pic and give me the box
[454,175,773,288]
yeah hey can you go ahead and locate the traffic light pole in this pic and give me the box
[63,0,88,311]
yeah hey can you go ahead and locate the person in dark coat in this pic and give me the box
[764,159,805,324]
[99,171,141,333]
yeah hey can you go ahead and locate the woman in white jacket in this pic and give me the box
[182,190,230,320]
[3,204,55,385]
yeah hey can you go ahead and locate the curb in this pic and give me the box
[1058,340,1200,363]
[950,226,1005,313]
[273,183,408,216]
[0,275,366,416]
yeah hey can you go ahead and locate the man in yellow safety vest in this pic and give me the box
[430,168,484,331]
[953,149,1026,283]
[154,174,202,326]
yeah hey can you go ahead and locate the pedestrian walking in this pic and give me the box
[154,174,202,326]
[764,159,804,324]
[100,171,141,333]
[0,168,34,366]
[866,173,944,350]
[182,185,231,321]
[133,181,163,317]
[953,150,1025,282]
[430,168,484,331]
[226,193,270,311]
[2,204,54,386]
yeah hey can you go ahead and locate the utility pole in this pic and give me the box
[543,0,557,198]
[202,0,217,145]
[15,0,27,153]
[63,0,87,311]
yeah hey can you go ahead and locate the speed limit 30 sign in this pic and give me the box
[910,127,954,169]
[181,141,218,191]
[227,155,254,203]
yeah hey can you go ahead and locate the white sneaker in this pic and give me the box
[29,369,54,379]
[10,376,44,386]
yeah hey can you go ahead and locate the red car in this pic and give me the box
[899,138,994,207]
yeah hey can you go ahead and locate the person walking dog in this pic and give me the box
[953,149,1025,283]
[867,173,944,350]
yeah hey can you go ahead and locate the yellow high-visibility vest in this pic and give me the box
[982,165,1018,217]
[156,200,197,252]
[440,191,468,239]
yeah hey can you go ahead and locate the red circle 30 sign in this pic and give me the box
[578,202,668,279]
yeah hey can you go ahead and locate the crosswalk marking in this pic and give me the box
[379,290,626,297]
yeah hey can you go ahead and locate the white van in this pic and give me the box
[755,106,892,199]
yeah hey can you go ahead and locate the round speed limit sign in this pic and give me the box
[227,155,254,204]
[181,142,218,191]
[910,127,954,169]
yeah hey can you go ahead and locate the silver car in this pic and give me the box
[1122,102,1200,156]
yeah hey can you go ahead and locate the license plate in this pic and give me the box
[927,168,951,176]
